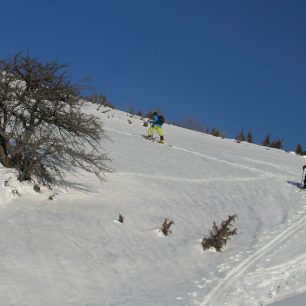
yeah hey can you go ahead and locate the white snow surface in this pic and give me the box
[0,102,306,306]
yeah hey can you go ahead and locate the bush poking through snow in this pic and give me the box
[295,144,304,156]
[12,189,21,197]
[210,127,225,138]
[4,177,12,187]
[33,184,40,193]
[235,129,246,143]
[117,214,124,223]
[160,218,175,236]
[201,215,238,252]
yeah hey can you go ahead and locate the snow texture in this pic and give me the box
[0,102,306,306]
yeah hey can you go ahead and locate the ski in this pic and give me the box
[141,135,173,147]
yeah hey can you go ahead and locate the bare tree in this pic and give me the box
[0,53,111,187]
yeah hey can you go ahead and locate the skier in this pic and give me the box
[303,165,306,189]
[146,111,165,144]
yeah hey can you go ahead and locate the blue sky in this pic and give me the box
[0,0,305,150]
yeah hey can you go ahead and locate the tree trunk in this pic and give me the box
[0,146,14,168]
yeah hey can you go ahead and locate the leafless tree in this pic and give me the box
[0,53,111,187]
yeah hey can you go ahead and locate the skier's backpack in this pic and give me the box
[156,115,165,126]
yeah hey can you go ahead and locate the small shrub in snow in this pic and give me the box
[270,139,283,149]
[235,129,246,143]
[201,215,238,252]
[118,214,124,223]
[12,189,21,197]
[160,218,175,236]
[33,184,41,193]
[262,133,283,150]
[210,127,225,138]
[4,177,12,187]
[262,133,271,147]
[295,144,304,155]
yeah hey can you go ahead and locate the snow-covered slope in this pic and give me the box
[0,102,305,306]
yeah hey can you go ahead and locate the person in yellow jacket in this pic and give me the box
[147,112,165,143]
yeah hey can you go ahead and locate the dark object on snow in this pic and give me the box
[160,218,175,236]
[4,177,12,187]
[202,215,238,252]
[118,214,124,223]
[302,165,306,189]
[34,184,41,193]
[287,180,306,191]
[12,189,20,197]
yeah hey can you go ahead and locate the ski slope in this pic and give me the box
[0,102,305,306]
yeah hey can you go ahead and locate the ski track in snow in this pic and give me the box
[116,171,271,184]
[242,157,300,176]
[226,254,306,305]
[199,192,306,306]
[105,125,306,305]
[105,127,289,180]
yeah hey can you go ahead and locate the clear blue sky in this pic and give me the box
[0,0,305,150]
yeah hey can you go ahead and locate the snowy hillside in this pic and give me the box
[0,102,305,306]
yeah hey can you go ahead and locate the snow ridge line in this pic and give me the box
[104,127,279,178]
[200,206,306,306]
